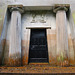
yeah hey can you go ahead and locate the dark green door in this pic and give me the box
[29,29,48,63]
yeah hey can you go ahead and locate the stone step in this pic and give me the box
[0,65,75,75]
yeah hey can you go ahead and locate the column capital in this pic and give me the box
[8,5,24,13]
[53,4,70,13]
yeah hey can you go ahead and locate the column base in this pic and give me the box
[8,58,21,67]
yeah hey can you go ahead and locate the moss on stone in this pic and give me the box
[72,11,75,24]
[0,7,7,37]
[57,52,64,62]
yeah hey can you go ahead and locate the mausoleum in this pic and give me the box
[0,0,75,68]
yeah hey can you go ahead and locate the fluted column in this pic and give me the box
[8,6,24,66]
[54,5,69,66]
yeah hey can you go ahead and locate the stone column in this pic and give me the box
[54,6,69,66]
[8,6,24,66]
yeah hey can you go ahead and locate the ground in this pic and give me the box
[0,64,75,74]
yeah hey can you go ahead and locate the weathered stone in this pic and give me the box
[8,8,22,66]
[56,9,69,66]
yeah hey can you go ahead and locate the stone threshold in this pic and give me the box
[0,65,75,74]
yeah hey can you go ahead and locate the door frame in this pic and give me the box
[25,27,51,64]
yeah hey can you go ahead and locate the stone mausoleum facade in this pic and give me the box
[0,0,75,67]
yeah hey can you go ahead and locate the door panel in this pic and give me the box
[29,29,48,63]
